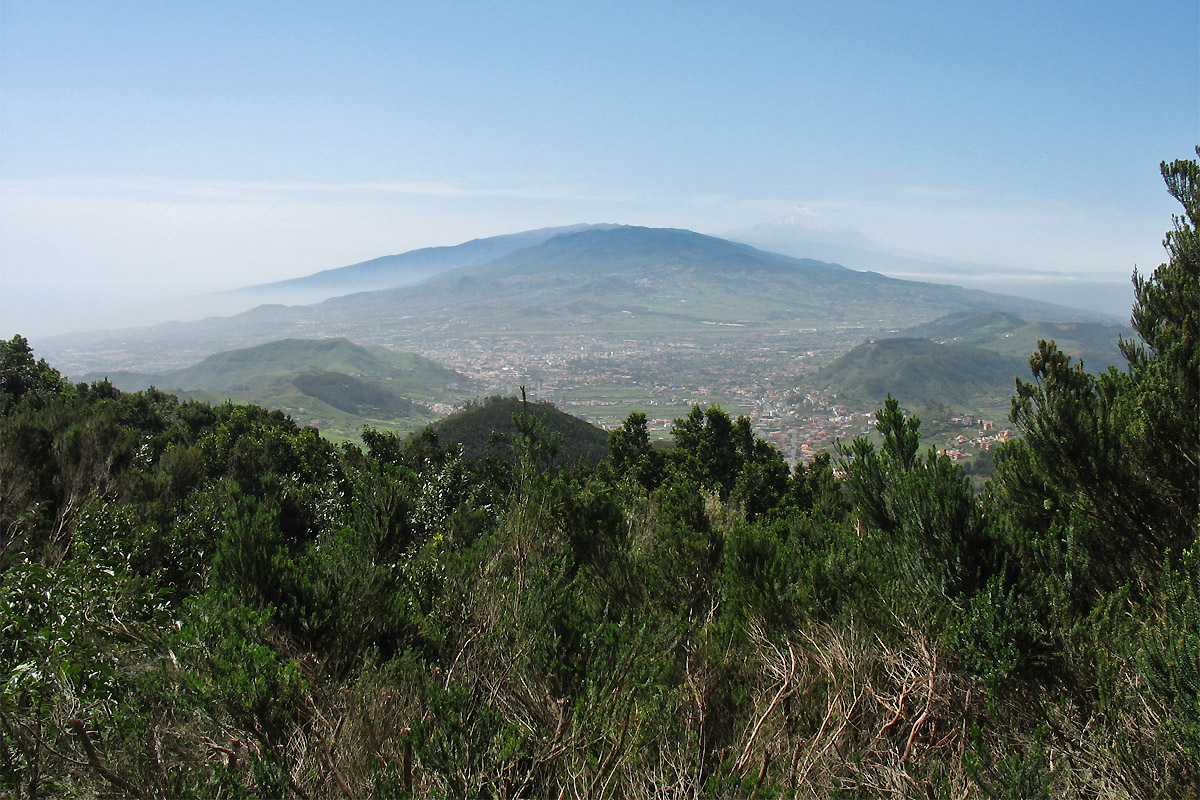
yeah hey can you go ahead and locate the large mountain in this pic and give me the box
[39,225,1116,376]
[224,223,615,306]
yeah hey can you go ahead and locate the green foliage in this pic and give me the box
[0,150,1194,800]
[175,589,306,744]
[0,335,67,414]
[842,396,996,604]
[964,724,1053,800]
[1140,549,1200,776]
[946,571,1047,694]
[790,451,850,521]
[996,152,1199,604]
[875,395,921,471]
[608,410,664,490]
[1121,151,1200,549]
[668,404,792,520]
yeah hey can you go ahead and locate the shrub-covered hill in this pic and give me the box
[418,394,610,463]
[810,336,1026,407]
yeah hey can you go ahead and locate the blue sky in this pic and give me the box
[1,1,1197,335]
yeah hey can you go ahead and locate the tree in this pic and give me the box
[842,396,989,598]
[0,335,66,414]
[998,150,1199,595]
[608,410,663,490]
[1119,151,1200,551]
[875,395,920,472]
[670,405,739,495]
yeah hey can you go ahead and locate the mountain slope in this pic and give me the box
[727,216,1138,318]
[291,372,418,417]
[227,224,613,303]
[87,337,464,394]
[902,311,1132,369]
[82,338,474,441]
[303,226,1103,335]
[808,337,1027,408]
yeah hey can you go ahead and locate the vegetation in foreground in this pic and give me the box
[0,155,1196,798]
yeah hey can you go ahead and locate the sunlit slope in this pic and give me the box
[82,337,473,440]
[807,337,1027,408]
[87,337,462,394]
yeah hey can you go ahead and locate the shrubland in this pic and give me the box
[1,155,1196,798]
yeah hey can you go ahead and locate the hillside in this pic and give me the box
[808,337,1027,409]
[85,337,465,394]
[227,224,613,305]
[319,226,1101,335]
[420,395,610,464]
[82,337,472,441]
[903,311,1132,369]
[291,372,418,417]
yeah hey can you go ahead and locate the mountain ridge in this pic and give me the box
[225,223,618,303]
[901,311,1132,369]
[82,337,464,393]
[38,225,1121,376]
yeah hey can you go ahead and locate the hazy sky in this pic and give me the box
[2,1,1197,336]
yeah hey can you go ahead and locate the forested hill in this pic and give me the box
[810,337,1027,407]
[77,337,472,441]
[82,337,463,394]
[417,394,610,464]
[0,156,1196,798]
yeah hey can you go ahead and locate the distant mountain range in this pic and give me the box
[40,225,1120,376]
[225,223,617,307]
